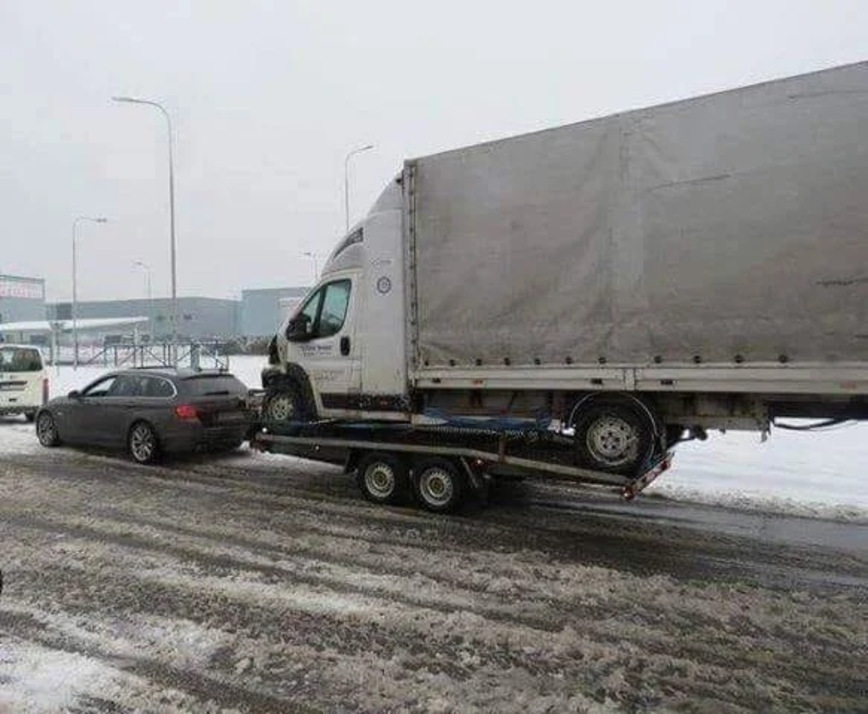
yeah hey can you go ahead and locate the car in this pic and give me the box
[0,344,48,422]
[35,368,254,464]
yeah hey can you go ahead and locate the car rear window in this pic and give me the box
[181,374,247,397]
[0,347,43,372]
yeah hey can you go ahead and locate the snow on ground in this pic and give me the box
[4,355,866,521]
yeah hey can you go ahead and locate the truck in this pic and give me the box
[255,60,868,512]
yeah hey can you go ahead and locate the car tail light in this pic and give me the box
[175,404,199,420]
[42,378,49,405]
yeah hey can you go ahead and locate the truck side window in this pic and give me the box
[316,280,351,338]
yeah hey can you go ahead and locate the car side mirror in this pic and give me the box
[286,315,312,342]
[68,390,81,399]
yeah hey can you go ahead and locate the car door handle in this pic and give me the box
[340,336,351,356]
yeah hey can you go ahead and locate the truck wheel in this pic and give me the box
[413,458,464,513]
[356,452,408,505]
[262,383,308,424]
[570,397,655,475]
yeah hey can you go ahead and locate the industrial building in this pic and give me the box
[1,270,308,342]
[0,274,46,325]
[240,287,309,338]
[48,297,240,340]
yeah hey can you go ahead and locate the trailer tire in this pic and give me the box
[356,452,408,505]
[570,396,655,476]
[413,458,464,513]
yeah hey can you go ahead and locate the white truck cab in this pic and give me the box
[263,179,409,422]
[0,344,48,422]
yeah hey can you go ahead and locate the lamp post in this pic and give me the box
[303,251,320,283]
[344,144,374,232]
[72,216,108,369]
[112,95,178,365]
[133,260,152,336]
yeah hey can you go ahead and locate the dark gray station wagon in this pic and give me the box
[35,368,254,464]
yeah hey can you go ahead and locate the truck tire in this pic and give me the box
[262,382,309,424]
[570,397,655,476]
[413,458,464,513]
[356,452,408,505]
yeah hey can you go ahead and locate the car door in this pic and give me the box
[293,278,361,414]
[89,374,145,449]
[59,374,119,445]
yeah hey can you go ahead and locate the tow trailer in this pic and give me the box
[250,419,673,513]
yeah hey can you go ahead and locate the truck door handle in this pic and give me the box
[340,336,351,356]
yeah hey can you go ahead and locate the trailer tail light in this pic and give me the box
[42,378,49,405]
[174,404,199,421]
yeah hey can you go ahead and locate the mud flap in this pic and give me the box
[621,452,673,501]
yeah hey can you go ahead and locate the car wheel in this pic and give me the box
[128,421,161,465]
[36,411,60,447]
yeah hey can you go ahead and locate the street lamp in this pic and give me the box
[302,252,321,283]
[72,216,108,369]
[133,260,152,336]
[112,95,178,365]
[344,144,374,231]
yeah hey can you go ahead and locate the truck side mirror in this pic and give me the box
[286,315,313,342]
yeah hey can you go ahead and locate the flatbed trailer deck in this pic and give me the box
[250,420,673,512]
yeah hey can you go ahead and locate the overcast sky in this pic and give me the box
[2,0,867,302]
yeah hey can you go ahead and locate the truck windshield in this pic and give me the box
[0,347,42,372]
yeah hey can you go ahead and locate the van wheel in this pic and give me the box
[413,458,464,513]
[36,411,60,447]
[24,411,36,423]
[356,452,408,505]
[570,397,655,475]
[262,383,308,424]
[128,421,160,465]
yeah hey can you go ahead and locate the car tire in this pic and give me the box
[36,411,60,447]
[24,412,36,423]
[128,421,161,465]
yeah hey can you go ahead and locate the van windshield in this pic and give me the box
[0,347,43,372]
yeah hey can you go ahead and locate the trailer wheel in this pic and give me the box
[570,397,655,475]
[413,458,464,513]
[356,452,408,505]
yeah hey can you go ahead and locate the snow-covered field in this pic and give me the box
[31,356,868,521]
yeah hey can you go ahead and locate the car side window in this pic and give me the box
[144,376,175,398]
[82,376,117,398]
[109,375,143,397]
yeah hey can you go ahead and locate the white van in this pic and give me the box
[0,344,48,422]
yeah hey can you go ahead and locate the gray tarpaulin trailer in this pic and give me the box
[262,61,868,505]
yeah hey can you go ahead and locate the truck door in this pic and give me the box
[291,277,361,415]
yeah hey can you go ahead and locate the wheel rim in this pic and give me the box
[37,414,55,444]
[130,425,155,462]
[266,393,295,422]
[364,462,396,499]
[585,415,639,467]
[419,467,454,508]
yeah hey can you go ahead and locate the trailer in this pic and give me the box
[251,416,673,512]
